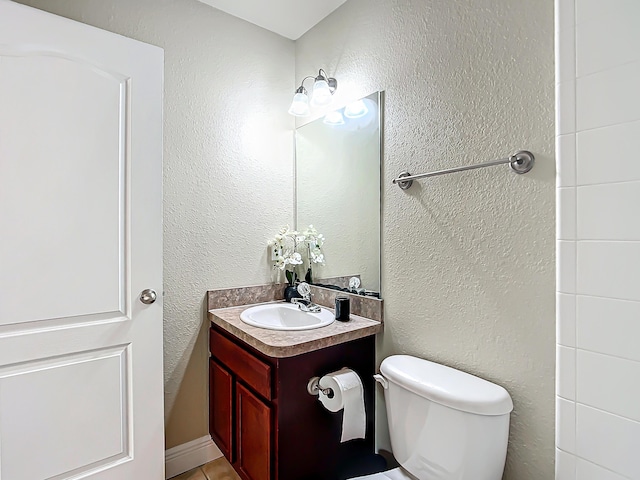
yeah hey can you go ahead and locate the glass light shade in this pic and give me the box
[344,99,368,118]
[288,92,310,117]
[311,79,333,107]
[323,111,345,126]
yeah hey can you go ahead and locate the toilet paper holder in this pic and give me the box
[307,376,334,398]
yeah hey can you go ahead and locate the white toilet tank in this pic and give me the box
[379,355,513,480]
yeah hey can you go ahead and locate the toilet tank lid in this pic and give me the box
[380,355,513,416]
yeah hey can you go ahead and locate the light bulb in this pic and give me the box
[344,99,368,118]
[323,111,345,126]
[288,91,310,117]
[311,79,333,107]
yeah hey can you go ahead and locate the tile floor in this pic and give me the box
[170,457,240,480]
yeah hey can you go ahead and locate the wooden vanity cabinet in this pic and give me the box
[210,328,273,479]
[209,325,376,480]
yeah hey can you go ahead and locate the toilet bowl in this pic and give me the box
[348,355,513,480]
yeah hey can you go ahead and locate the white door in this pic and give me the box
[0,2,164,479]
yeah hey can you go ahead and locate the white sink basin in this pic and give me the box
[240,303,335,331]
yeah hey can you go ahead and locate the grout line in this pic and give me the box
[576,179,640,188]
[575,346,640,365]
[573,291,640,304]
[575,239,640,244]
[575,58,640,81]
[572,0,578,187]
[576,402,640,424]
[572,453,634,480]
[571,7,579,476]
[572,291,640,303]
[575,116,640,135]
[575,293,640,304]
[572,340,577,420]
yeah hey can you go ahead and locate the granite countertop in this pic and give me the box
[208,301,382,358]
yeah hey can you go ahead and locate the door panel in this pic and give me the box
[0,346,130,480]
[0,2,164,479]
[0,53,127,326]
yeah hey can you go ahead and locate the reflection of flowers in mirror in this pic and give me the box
[268,225,325,281]
[303,224,325,266]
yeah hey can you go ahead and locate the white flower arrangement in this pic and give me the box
[268,225,325,284]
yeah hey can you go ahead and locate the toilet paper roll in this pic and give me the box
[318,368,366,442]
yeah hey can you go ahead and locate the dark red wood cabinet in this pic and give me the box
[235,382,272,480]
[209,360,234,459]
[209,325,375,480]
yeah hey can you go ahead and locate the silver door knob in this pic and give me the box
[140,289,157,305]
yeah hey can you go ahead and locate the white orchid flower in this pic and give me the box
[289,252,303,265]
[310,251,325,264]
[303,225,318,236]
[269,225,325,273]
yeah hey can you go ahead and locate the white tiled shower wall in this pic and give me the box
[555,0,640,478]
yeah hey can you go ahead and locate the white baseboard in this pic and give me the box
[165,435,223,479]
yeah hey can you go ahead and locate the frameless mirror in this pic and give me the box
[295,92,382,298]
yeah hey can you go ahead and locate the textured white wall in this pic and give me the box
[296,1,556,479]
[16,0,295,448]
[555,0,640,478]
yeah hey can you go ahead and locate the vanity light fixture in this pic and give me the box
[288,69,338,117]
[288,87,311,117]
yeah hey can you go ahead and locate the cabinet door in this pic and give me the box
[210,359,234,461]
[236,382,272,480]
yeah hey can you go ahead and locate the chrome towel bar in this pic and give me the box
[392,150,535,190]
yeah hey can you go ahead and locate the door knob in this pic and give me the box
[140,289,157,305]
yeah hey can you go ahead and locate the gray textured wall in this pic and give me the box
[296,1,556,478]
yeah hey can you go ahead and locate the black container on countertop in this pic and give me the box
[335,296,350,321]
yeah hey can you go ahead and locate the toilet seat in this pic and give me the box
[348,467,417,480]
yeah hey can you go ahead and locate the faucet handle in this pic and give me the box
[297,282,311,301]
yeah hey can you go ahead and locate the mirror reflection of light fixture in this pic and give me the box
[323,110,345,126]
[344,99,368,119]
[288,69,337,116]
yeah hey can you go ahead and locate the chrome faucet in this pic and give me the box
[291,282,321,313]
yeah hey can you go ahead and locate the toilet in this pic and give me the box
[350,355,513,480]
